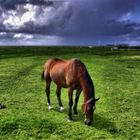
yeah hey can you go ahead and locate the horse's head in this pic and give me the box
[82,98,99,125]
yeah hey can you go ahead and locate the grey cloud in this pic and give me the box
[0,0,53,9]
[65,0,140,37]
[0,0,72,35]
[0,0,140,45]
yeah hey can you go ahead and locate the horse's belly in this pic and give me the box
[53,78,67,88]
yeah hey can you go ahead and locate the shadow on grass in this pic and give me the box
[0,118,59,139]
[93,114,118,134]
[1,46,140,60]
[0,47,85,59]
[52,106,118,135]
[0,63,38,92]
[0,46,135,60]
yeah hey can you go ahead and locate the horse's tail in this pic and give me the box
[41,70,45,81]
[41,58,54,81]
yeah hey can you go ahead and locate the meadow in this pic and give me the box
[0,46,140,140]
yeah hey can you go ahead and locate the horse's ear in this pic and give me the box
[94,97,100,102]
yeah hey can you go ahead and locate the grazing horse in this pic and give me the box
[41,58,99,125]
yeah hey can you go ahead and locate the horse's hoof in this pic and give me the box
[68,119,72,123]
[60,106,64,112]
[48,105,53,110]
[84,119,92,126]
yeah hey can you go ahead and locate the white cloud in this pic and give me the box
[2,1,72,33]
[118,12,132,22]
[0,32,6,35]
[0,34,63,46]
[13,33,33,40]
[21,4,36,23]
[3,4,37,29]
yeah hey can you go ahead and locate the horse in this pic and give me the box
[41,58,99,125]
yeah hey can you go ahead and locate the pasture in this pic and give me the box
[0,46,140,140]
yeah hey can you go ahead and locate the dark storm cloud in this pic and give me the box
[65,0,140,37]
[0,0,53,9]
[0,0,72,35]
[0,0,140,45]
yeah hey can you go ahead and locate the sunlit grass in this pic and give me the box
[0,47,140,140]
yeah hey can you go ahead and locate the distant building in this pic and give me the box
[111,46,118,51]
[88,46,93,48]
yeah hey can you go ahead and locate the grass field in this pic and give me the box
[0,46,140,140]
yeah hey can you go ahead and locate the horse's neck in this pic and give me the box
[80,76,95,103]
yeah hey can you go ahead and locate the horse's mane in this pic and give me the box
[76,60,95,99]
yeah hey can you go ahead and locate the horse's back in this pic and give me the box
[43,58,86,88]
[44,58,64,70]
[44,58,79,71]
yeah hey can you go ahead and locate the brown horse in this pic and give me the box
[41,58,99,125]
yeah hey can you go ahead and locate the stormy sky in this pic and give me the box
[0,0,140,46]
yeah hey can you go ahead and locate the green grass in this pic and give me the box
[0,46,140,140]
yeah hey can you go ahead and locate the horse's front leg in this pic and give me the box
[68,88,73,122]
[73,89,81,115]
[56,86,64,112]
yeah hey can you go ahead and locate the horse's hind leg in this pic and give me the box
[73,89,81,115]
[56,86,64,112]
[45,79,52,110]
